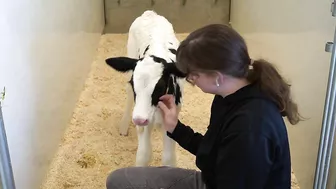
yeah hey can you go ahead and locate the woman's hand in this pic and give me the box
[158,94,178,133]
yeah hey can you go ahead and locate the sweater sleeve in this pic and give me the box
[166,120,204,156]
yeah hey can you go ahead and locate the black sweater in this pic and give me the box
[167,83,291,189]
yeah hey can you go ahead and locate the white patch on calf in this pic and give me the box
[132,59,164,124]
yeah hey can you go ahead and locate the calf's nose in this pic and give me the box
[132,118,149,126]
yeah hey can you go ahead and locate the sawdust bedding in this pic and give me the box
[40,34,300,189]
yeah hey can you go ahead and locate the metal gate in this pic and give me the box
[313,1,336,188]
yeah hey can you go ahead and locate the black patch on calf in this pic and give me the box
[128,75,136,101]
[149,54,186,105]
[149,54,186,78]
[151,75,169,106]
[168,75,182,105]
[168,48,177,55]
[143,45,150,56]
[151,71,182,106]
[174,78,182,104]
[130,72,182,106]
[165,63,187,78]
[150,55,168,64]
[105,57,137,72]
[167,77,175,95]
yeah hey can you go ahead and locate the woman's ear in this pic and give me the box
[213,71,225,86]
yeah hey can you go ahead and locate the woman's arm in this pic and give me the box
[166,120,204,156]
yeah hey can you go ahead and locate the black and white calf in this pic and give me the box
[105,10,186,167]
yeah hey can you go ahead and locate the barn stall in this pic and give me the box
[1,1,335,189]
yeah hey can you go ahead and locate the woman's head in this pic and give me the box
[176,24,251,94]
[176,24,304,125]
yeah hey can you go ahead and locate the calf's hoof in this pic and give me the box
[119,125,128,136]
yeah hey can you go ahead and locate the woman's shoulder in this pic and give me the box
[221,98,287,141]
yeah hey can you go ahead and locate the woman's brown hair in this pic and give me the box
[176,24,304,125]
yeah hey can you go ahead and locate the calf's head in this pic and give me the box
[105,55,186,126]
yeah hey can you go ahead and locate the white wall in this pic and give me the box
[230,0,335,188]
[0,0,104,188]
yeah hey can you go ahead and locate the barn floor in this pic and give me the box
[40,34,301,189]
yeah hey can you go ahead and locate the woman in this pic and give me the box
[106,24,303,189]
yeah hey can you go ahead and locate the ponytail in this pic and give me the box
[247,59,304,125]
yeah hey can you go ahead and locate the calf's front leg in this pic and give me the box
[161,104,180,167]
[119,84,134,136]
[162,128,177,166]
[135,125,153,166]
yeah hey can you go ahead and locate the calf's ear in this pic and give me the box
[105,57,137,72]
[166,63,187,78]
